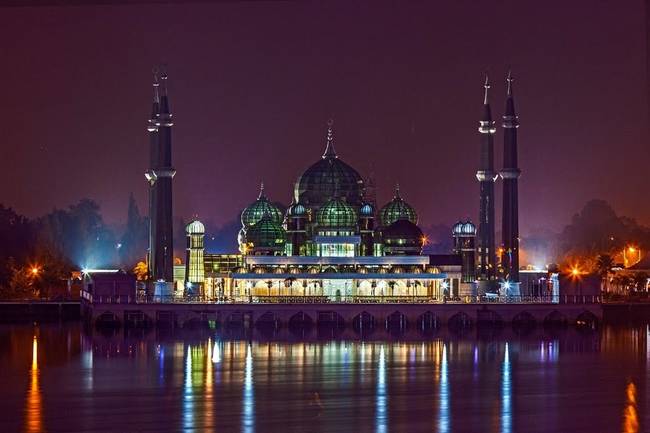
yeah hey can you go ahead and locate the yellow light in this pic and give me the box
[30,267,39,276]
[571,267,580,277]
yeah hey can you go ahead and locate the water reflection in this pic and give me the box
[623,381,639,433]
[438,343,449,433]
[376,345,387,433]
[183,344,194,431]
[25,335,42,433]
[501,343,511,433]
[243,343,254,433]
[1,324,648,433]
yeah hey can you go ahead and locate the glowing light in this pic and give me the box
[242,344,255,433]
[438,344,449,433]
[571,267,580,277]
[503,281,511,290]
[622,382,639,433]
[501,343,511,433]
[421,235,429,246]
[376,345,387,433]
[26,335,42,433]
[30,267,40,276]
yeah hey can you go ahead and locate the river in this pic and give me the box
[0,323,646,432]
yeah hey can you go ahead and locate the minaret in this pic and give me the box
[145,68,175,282]
[500,70,521,283]
[476,74,497,281]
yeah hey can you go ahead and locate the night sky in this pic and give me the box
[0,1,646,236]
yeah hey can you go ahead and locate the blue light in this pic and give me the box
[242,344,255,433]
[501,343,511,433]
[439,344,449,433]
[376,345,387,433]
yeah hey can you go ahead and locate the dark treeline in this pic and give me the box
[0,194,147,299]
[1,196,648,299]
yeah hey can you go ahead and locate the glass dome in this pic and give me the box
[452,220,477,236]
[316,198,358,228]
[359,203,374,216]
[246,214,286,249]
[286,201,307,217]
[186,220,205,234]
[241,183,283,227]
[293,122,365,210]
[382,219,424,254]
[379,185,418,227]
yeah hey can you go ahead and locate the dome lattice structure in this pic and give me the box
[246,213,286,250]
[241,183,283,227]
[316,198,358,228]
[379,184,418,227]
[294,122,365,210]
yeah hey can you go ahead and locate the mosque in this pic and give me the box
[146,71,526,303]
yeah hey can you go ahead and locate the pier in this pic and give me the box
[82,299,602,330]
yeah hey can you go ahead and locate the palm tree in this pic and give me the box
[633,272,649,292]
[595,254,614,292]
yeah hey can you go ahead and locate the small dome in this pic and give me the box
[286,202,307,217]
[246,214,286,249]
[317,198,357,228]
[379,185,418,227]
[359,203,374,216]
[186,220,205,234]
[241,183,283,227]
[382,219,424,255]
[452,220,476,236]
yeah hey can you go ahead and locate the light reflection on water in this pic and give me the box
[376,345,387,433]
[3,325,647,432]
[25,335,42,433]
[501,342,511,433]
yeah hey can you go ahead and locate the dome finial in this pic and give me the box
[322,119,337,159]
[483,73,490,105]
[258,181,266,199]
[506,69,513,97]
[394,183,401,198]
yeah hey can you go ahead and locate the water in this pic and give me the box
[0,323,647,432]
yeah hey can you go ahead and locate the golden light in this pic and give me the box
[421,235,429,246]
[628,247,636,253]
[30,267,40,276]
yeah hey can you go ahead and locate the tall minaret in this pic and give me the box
[145,69,175,282]
[476,74,497,281]
[500,70,521,283]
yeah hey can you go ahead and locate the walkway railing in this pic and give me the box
[117,293,601,305]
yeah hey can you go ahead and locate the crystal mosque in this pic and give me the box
[146,71,528,303]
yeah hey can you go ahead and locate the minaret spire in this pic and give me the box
[322,119,337,159]
[500,69,522,288]
[146,66,175,284]
[476,73,498,282]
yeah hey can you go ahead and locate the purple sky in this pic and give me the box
[0,1,646,235]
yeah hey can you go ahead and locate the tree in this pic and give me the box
[120,193,148,268]
[595,254,614,292]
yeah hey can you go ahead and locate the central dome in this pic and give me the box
[317,198,357,228]
[294,122,365,210]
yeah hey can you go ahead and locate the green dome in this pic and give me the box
[241,183,283,227]
[294,122,365,210]
[379,185,418,227]
[317,198,357,228]
[246,214,286,249]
